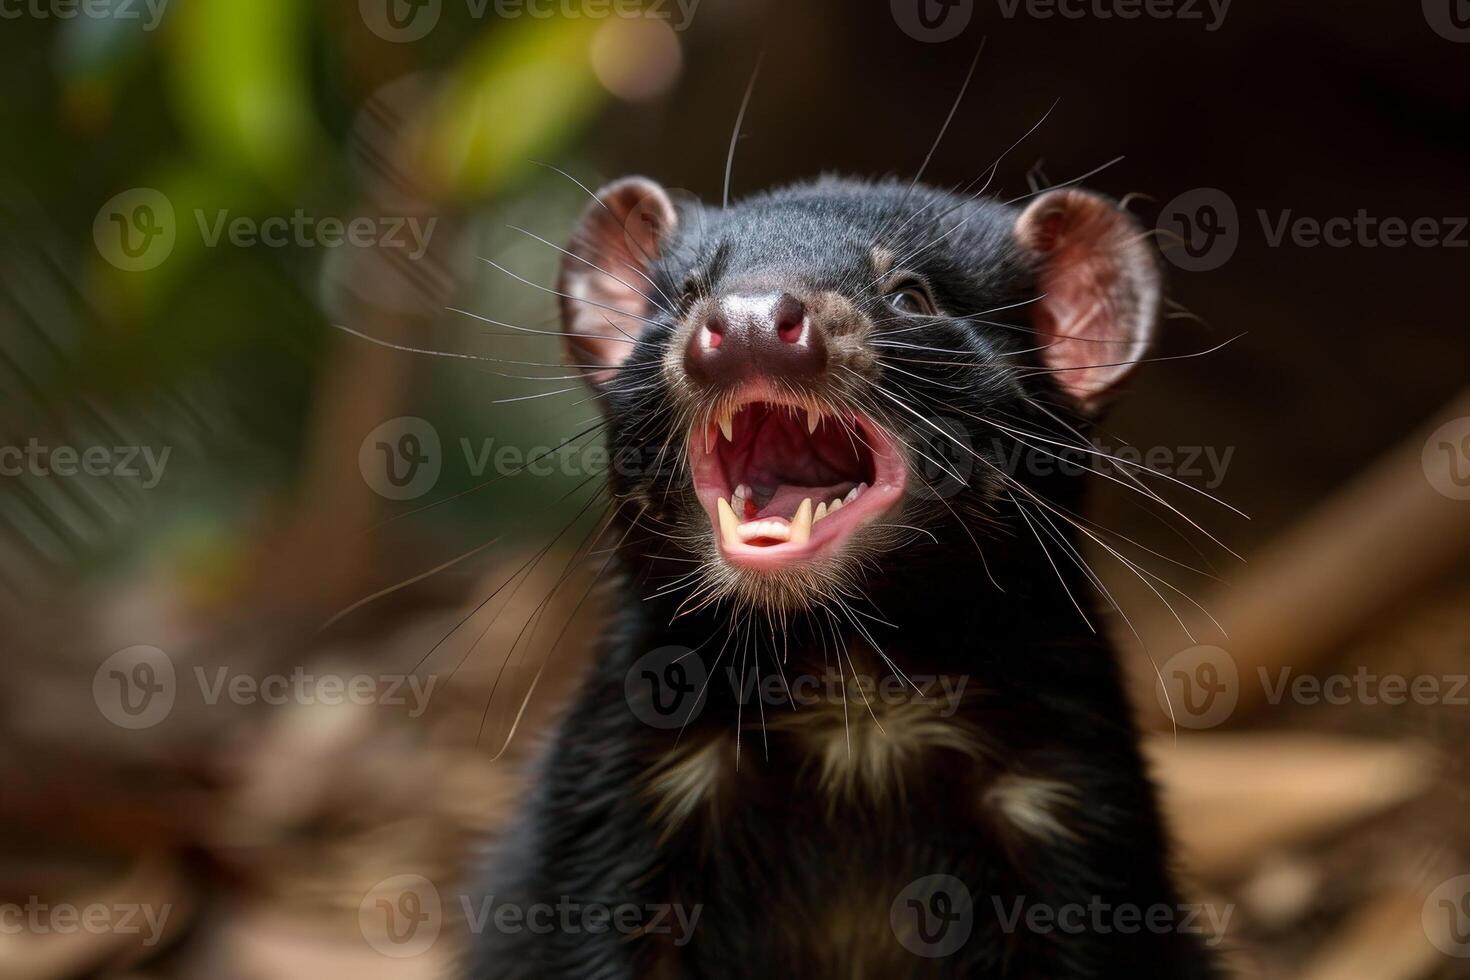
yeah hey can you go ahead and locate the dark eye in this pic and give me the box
[885,285,933,317]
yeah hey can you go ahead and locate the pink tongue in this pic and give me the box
[756,482,852,520]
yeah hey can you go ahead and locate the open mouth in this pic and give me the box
[690,392,907,571]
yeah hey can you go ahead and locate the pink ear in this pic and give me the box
[559,177,677,387]
[1015,189,1161,410]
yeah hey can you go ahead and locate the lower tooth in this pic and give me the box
[737,520,791,543]
[717,497,741,548]
[790,498,813,545]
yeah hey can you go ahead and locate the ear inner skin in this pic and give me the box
[1016,189,1162,411]
[559,176,677,388]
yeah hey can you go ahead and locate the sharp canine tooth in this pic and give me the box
[718,409,734,443]
[717,497,740,546]
[814,501,828,523]
[806,408,820,435]
[790,498,813,544]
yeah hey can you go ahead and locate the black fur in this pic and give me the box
[466,178,1219,979]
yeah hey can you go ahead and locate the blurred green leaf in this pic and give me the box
[167,0,320,189]
[425,19,605,200]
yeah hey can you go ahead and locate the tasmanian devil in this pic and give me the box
[466,174,1220,978]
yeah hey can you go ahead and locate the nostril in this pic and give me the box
[685,310,731,385]
[773,293,806,344]
[702,315,725,349]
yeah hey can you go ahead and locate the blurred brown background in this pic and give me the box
[1,0,1468,977]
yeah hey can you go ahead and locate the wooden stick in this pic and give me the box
[1145,733,1434,880]
[1132,387,1470,727]
[1296,888,1442,980]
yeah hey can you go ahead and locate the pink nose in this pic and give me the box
[684,292,828,388]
